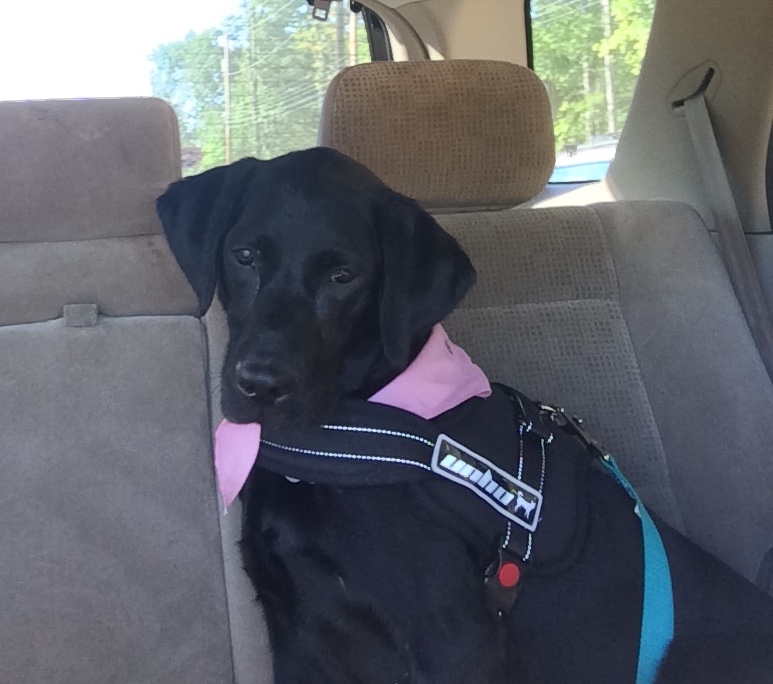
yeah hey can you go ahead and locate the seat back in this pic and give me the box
[319,60,773,586]
[0,98,235,682]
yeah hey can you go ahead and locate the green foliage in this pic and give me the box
[150,0,656,168]
[150,29,223,147]
[150,0,369,173]
[532,0,655,151]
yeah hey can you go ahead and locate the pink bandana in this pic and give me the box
[213,325,491,511]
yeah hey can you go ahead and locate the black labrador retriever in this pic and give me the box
[157,147,773,684]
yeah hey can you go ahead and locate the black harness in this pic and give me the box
[258,383,597,613]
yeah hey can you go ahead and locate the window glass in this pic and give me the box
[530,0,656,182]
[0,1,372,174]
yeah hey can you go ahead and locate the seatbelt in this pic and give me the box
[681,83,773,380]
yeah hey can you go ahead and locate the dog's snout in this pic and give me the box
[235,360,295,405]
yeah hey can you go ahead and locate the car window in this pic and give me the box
[529,0,656,183]
[0,1,373,174]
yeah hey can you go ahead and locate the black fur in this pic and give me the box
[157,148,474,426]
[157,147,773,683]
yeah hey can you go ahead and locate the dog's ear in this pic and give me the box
[156,158,261,315]
[376,191,476,367]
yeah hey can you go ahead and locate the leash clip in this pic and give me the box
[538,403,609,460]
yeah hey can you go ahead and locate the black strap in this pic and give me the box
[258,399,442,485]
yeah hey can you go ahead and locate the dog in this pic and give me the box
[157,147,773,684]
[513,492,537,519]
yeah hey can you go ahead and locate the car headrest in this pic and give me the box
[0,98,196,325]
[319,60,555,212]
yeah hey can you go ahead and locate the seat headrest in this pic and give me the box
[0,98,196,325]
[319,60,555,211]
[0,97,180,243]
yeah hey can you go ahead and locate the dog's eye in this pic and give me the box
[234,248,256,267]
[330,266,356,284]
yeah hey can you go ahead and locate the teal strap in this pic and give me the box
[600,455,674,684]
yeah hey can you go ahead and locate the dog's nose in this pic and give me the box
[235,361,294,404]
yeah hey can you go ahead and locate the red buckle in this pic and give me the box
[497,560,521,588]
[485,548,525,613]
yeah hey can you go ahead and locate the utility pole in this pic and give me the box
[250,16,260,157]
[221,34,232,164]
[348,6,358,65]
[600,0,616,135]
[336,2,346,67]
[582,56,592,141]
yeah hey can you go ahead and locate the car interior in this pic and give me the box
[1,0,772,681]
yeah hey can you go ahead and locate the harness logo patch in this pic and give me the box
[431,434,543,533]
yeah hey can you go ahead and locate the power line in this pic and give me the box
[532,0,601,22]
[226,90,324,124]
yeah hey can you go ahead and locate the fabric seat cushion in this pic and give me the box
[441,200,773,583]
[0,315,234,683]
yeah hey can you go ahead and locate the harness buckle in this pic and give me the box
[484,546,527,614]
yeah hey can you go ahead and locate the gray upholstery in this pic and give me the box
[0,98,196,325]
[442,201,773,583]
[0,236,196,325]
[0,98,180,243]
[0,98,235,682]
[0,317,233,682]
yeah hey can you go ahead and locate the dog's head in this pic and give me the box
[157,148,475,427]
